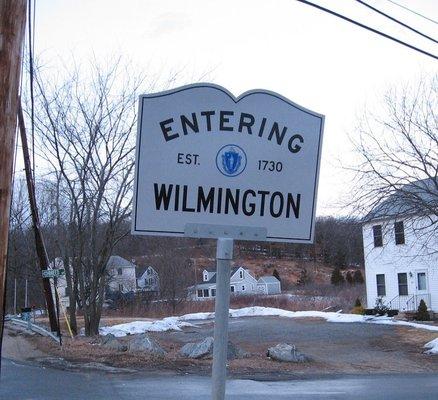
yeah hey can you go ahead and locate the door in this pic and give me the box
[416,271,428,295]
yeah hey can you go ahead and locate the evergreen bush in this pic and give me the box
[415,299,430,321]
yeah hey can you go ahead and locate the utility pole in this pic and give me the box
[24,278,28,307]
[18,105,59,333]
[13,278,17,315]
[0,0,27,348]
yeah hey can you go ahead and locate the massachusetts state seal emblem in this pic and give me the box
[216,144,247,177]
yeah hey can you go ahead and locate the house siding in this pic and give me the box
[363,216,438,311]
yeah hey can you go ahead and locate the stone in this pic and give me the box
[267,343,309,363]
[179,337,247,359]
[101,335,128,352]
[128,333,166,356]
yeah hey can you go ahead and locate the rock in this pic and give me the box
[226,340,248,359]
[179,337,247,359]
[267,343,309,363]
[101,335,128,352]
[128,333,166,356]
[180,337,214,359]
[101,333,116,345]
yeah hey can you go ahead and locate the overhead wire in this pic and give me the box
[294,0,438,60]
[384,0,438,26]
[355,0,437,44]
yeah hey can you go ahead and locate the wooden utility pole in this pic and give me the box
[18,105,59,333]
[0,0,27,346]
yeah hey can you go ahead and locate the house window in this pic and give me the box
[203,289,209,297]
[241,285,245,291]
[147,269,151,275]
[398,273,408,296]
[118,284,124,291]
[394,221,405,245]
[197,289,203,298]
[373,225,383,247]
[211,289,216,297]
[417,272,427,291]
[376,274,386,296]
[117,268,123,275]
[239,270,244,279]
[204,273,208,281]
[230,286,235,293]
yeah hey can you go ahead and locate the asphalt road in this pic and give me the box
[2,358,438,399]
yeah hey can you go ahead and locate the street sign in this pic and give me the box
[132,83,324,243]
[42,269,65,279]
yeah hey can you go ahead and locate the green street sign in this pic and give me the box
[42,269,65,279]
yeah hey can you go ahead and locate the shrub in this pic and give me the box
[331,267,345,286]
[353,270,364,284]
[415,299,430,321]
[296,268,311,286]
[351,297,364,314]
[346,272,354,285]
[374,297,389,316]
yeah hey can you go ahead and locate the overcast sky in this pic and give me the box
[31,0,438,215]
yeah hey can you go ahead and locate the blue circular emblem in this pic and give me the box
[216,144,247,177]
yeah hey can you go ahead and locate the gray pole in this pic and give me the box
[13,278,17,315]
[211,237,233,400]
[24,278,28,307]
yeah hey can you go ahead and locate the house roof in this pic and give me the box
[364,178,438,222]
[198,266,242,284]
[258,276,280,284]
[136,265,156,279]
[106,255,135,269]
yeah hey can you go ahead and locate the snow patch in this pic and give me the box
[99,317,194,337]
[99,306,438,337]
[424,338,438,354]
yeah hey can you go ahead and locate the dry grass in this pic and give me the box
[102,284,366,321]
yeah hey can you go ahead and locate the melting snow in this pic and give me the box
[424,338,438,354]
[99,306,438,337]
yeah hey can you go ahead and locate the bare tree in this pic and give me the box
[30,59,146,335]
[347,76,438,251]
[144,238,194,313]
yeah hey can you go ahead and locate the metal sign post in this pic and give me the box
[211,238,233,400]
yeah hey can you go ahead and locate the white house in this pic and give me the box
[137,266,160,293]
[188,266,258,300]
[52,255,137,309]
[106,255,137,294]
[363,179,438,313]
[257,276,281,295]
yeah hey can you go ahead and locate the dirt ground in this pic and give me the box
[4,316,438,378]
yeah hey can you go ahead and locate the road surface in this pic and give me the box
[1,358,438,399]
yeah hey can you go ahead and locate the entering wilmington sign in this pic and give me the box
[132,84,324,243]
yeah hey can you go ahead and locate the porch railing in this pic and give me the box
[387,293,431,312]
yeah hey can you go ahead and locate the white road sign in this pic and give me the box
[132,84,324,243]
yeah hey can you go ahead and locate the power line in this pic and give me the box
[384,0,438,25]
[295,0,438,60]
[355,0,437,44]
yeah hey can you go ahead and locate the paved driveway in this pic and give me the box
[155,316,438,374]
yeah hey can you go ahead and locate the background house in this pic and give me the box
[137,266,160,293]
[363,180,438,313]
[106,255,137,294]
[257,276,281,295]
[188,266,258,300]
[53,255,137,309]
